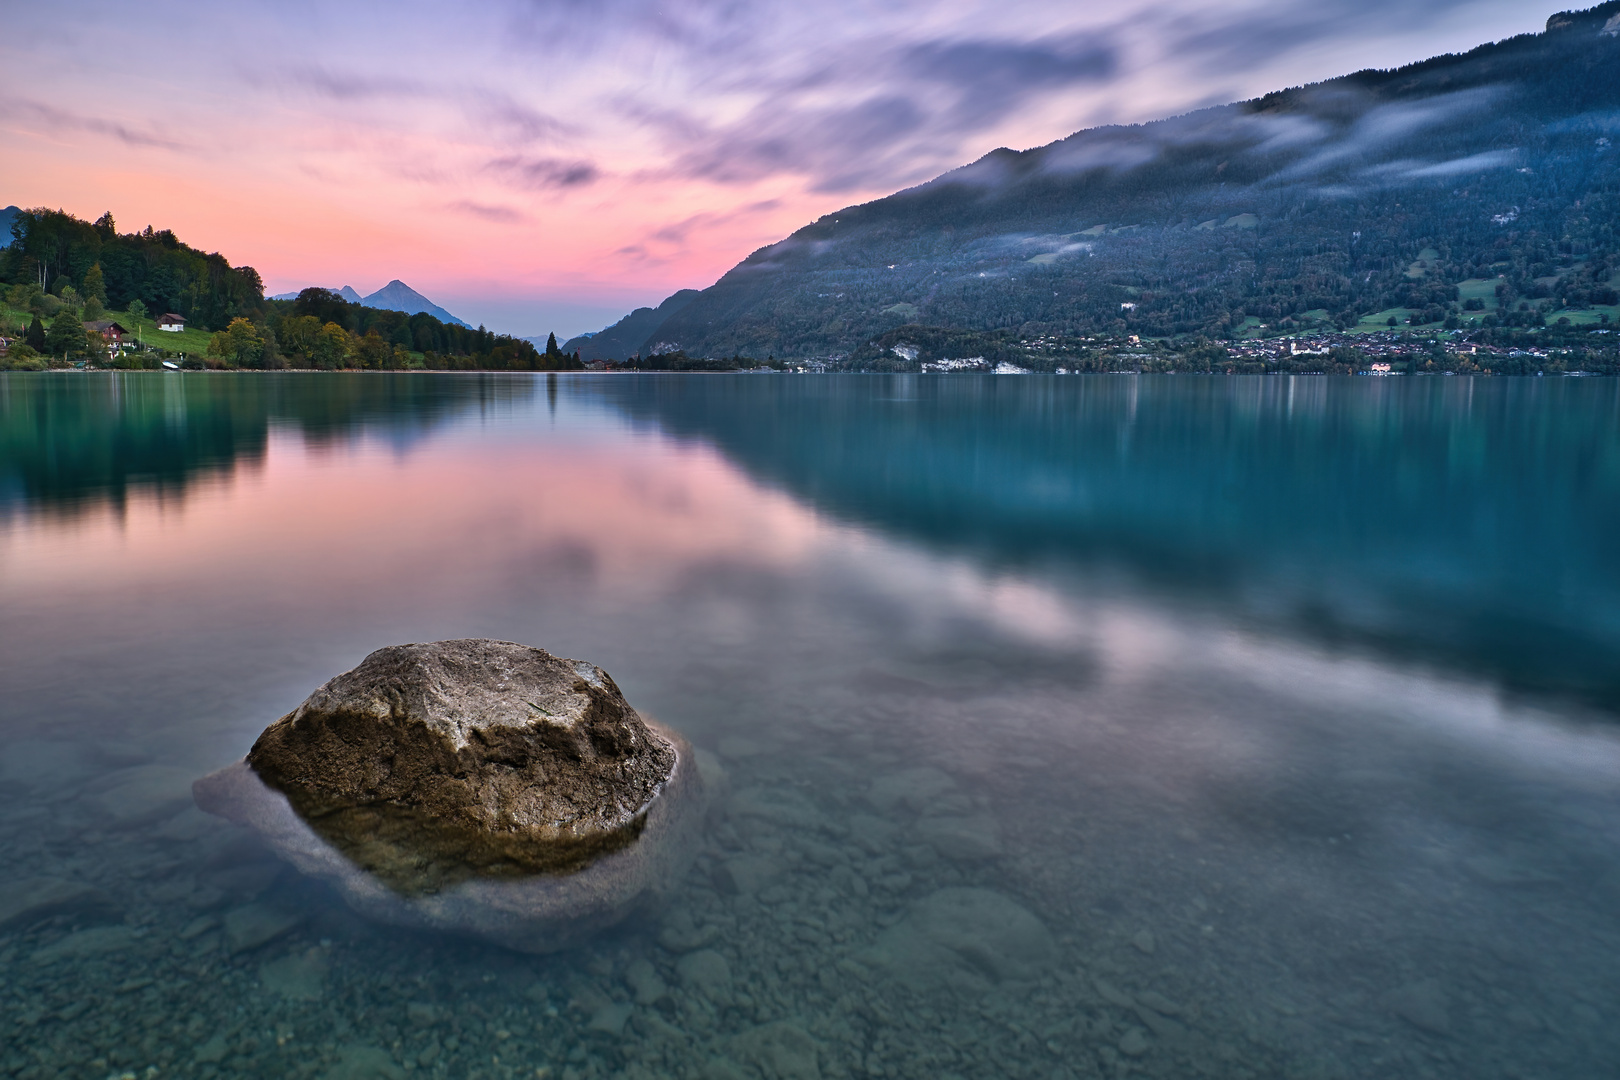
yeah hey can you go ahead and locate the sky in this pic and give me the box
[0,0,1555,338]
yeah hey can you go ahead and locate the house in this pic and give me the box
[158,313,186,332]
[84,320,128,348]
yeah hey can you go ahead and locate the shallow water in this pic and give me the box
[1,371,1618,1080]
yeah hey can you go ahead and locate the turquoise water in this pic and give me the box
[1,371,1618,1080]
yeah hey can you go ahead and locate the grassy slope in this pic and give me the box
[1,304,212,356]
[112,310,212,356]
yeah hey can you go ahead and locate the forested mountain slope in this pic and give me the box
[640,3,1620,358]
[562,289,701,361]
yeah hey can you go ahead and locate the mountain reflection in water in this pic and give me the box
[587,374,1620,710]
[9,371,1611,709]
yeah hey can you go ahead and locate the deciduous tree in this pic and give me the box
[207,317,267,368]
[312,322,351,369]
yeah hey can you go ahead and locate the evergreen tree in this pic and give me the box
[44,312,87,358]
[25,314,45,351]
[82,263,106,304]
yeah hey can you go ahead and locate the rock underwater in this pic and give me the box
[193,639,704,953]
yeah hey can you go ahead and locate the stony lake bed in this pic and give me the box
[2,372,1618,1080]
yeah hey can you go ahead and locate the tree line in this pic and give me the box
[242,289,582,371]
[1,208,263,332]
[0,208,581,371]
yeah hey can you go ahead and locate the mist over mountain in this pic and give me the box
[588,3,1620,359]
[269,281,470,327]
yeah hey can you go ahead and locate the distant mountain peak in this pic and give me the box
[270,284,364,304]
[359,281,471,328]
[268,280,471,327]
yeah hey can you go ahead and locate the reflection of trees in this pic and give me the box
[593,374,1620,711]
[0,373,536,519]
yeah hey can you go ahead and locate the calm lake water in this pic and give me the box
[2,371,1618,1080]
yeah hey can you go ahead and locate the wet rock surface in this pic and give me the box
[193,641,705,952]
[246,639,677,856]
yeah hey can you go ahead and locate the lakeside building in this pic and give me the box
[84,320,128,350]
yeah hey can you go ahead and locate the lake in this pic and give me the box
[1,371,1618,1080]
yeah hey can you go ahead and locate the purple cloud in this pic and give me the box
[484,155,600,189]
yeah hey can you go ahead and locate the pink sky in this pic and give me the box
[0,0,1548,337]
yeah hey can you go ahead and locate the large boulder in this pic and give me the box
[194,640,704,952]
[248,639,675,842]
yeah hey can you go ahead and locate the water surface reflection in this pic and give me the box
[0,372,1616,1080]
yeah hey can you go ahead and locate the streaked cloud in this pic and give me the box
[484,156,600,190]
[448,200,525,223]
[1,99,194,152]
[1276,86,1504,179]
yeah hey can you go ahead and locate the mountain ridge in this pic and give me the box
[562,290,702,360]
[269,280,470,327]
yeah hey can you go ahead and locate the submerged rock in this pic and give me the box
[0,877,118,933]
[866,886,1055,993]
[194,639,704,953]
[731,1021,821,1080]
[223,902,304,954]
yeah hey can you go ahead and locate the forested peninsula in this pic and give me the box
[0,208,582,371]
